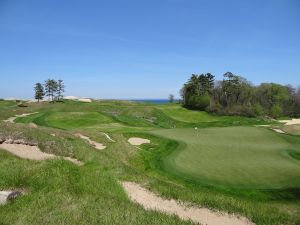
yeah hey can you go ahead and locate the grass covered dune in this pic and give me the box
[0,100,300,225]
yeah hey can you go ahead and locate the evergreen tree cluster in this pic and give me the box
[34,79,65,102]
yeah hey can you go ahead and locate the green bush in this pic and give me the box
[270,104,283,118]
[185,93,210,111]
[253,103,265,116]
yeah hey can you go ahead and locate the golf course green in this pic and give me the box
[152,127,300,188]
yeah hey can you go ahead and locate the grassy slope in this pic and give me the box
[0,100,299,225]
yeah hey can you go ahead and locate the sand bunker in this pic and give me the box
[75,133,106,150]
[272,128,286,134]
[3,112,38,123]
[128,137,150,146]
[0,143,83,165]
[122,182,255,225]
[279,119,300,126]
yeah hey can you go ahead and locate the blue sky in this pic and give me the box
[0,0,299,99]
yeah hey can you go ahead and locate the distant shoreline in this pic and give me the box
[128,99,179,104]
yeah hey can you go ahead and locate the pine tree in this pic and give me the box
[34,83,44,102]
[56,80,65,101]
[44,79,58,102]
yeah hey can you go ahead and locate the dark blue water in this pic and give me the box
[131,99,174,104]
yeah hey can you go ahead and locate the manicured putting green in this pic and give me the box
[152,127,300,188]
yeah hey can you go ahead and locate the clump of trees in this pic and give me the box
[181,72,300,118]
[34,79,65,102]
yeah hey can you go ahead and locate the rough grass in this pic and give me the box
[1,100,299,225]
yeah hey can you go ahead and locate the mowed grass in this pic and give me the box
[152,127,300,188]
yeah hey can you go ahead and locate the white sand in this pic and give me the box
[0,191,13,205]
[122,182,255,225]
[255,125,271,127]
[64,96,78,100]
[3,112,38,123]
[75,133,106,150]
[0,143,83,165]
[0,143,55,160]
[78,98,92,103]
[272,128,286,134]
[101,132,115,142]
[128,137,150,146]
[64,96,92,102]
[279,119,300,125]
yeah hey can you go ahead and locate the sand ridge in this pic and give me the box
[128,137,150,146]
[122,181,255,225]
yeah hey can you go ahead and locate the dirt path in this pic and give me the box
[3,112,38,123]
[122,182,255,225]
[101,132,115,142]
[0,142,83,165]
[75,133,106,150]
[128,137,150,146]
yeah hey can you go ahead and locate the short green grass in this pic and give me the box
[151,127,300,188]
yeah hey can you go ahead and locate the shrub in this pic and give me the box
[270,104,283,118]
[253,103,265,116]
[17,102,28,107]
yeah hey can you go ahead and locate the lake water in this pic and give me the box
[130,99,177,104]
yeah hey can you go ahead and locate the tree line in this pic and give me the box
[181,72,300,118]
[34,79,65,102]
